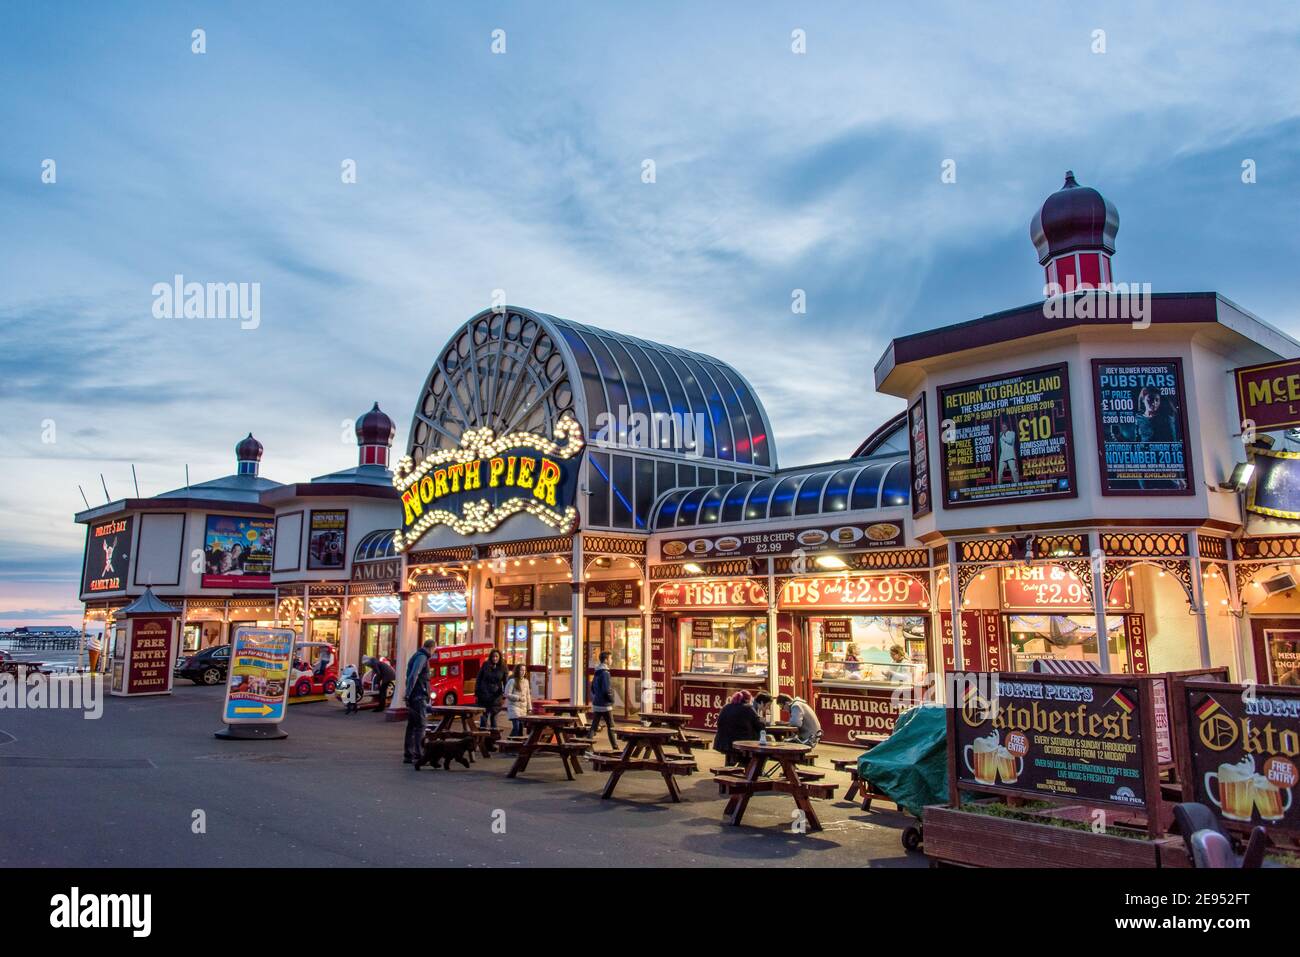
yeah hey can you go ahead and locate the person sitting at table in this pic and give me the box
[752,691,773,724]
[504,663,531,737]
[713,690,766,767]
[775,692,823,747]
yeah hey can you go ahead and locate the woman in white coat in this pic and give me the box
[504,663,532,737]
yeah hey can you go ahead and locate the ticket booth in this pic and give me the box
[109,587,180,697]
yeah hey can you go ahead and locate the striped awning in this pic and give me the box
[1029,658,1102,675]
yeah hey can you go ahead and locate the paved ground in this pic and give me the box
[0,678,924,867]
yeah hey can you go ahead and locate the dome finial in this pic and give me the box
[355,402,395,468]
[1029,170,1119,292]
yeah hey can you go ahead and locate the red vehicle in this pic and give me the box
[428,642,494,706]
[289,641,340,698]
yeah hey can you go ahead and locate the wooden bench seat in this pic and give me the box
[716,777,837,800]
[589,756,696,775]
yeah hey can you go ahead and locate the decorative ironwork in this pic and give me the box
[1236,536,1300,560]
[850,549,931,571]
[956,564,991,596]
[582,535,646,556]
[1196,536,1229,561]
[959,539,1016,563]
[347,580,400,597]
[651,559,756,580]
[407,545,474,565]
[1035,534,1087,557]
[1100,533,1187,558]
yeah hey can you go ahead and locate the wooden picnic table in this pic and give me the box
[425,704,497,758]
[589,727,697,803]
[717,740,834,832]
[638,711,710,755]
[758,724,797,740]
[541,702,590,727]
[500,714,587,780]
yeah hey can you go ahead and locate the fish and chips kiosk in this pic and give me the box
[109,587,180,697]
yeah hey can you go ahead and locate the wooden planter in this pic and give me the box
[923,805,1190,868]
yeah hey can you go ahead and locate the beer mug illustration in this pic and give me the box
[1205,757,1256,822]
[963,732,1000,786]
[995,745,1023,785]
[1251,774,1293,822]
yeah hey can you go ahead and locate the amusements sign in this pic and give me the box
[1176,680,1300,832]
[222,627,295,725]
[952,673,1155,813]
[202,515,273,588]
[908,394,932,518]
[938,364,1076,507]
[306,509,348,570]
[126,617,175,695]
[1092,359,1192,495]
[83,516,133,594]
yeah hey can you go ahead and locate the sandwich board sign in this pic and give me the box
[215,626,295,740]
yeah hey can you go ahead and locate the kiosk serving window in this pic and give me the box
[1006,614,1129,673]
[809,615,926,684]
[678,616,768,676]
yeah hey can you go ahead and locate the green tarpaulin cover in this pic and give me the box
[857,704,949,818]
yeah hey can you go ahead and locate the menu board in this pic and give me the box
[1092,359,1192,494]
[306,509,348,570]
[1179,681,1300,832]
[954,674,1151,810]
[908,394,932,518]
[660,520,903,561]
[202,515,273,588]
[649,614,667,710]
[493,584,535,612]
[83,516,132,594]
[691,618,715,642]
[938,364,1076,507]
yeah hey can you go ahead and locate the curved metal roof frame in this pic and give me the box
[649,456,908,530]
[405,307,778,472]
[353,528,397,563]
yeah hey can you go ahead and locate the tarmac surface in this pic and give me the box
[0,677,925,867]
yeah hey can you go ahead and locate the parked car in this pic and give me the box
[289,641,340,698]
[175,645,231,685]
[428,642,494,706]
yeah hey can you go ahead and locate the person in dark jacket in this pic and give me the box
[364,655,396,713]
[713,690,766,766]
[475,649,508,730]
[403,639,436,765]
[588,651,617,750]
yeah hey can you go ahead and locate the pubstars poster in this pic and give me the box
[1092,358,1193,494]
[938,364,1076,507]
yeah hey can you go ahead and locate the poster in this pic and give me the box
[813,687,910,744]
[1264,630,1300,686]
[202,515,273,588]
[1247,449,1300,520]
[1181,682,1300,831]
[306,509,348,570]
[954,674,1150,809]
[126,617,174,695]
[938,364,1076,507]
[1092,359,1192,494]
[908,393,932,518]
[222,627,295,724]
[83,516,132,594]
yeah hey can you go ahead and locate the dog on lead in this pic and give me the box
[415,735,474,771]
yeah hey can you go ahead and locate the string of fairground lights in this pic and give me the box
[391,414,584,550]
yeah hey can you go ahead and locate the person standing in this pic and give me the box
[403,639,435,765]
[475,649,508,730]
[589,651,617,750]
[504,663,531,737]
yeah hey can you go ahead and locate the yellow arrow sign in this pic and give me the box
[233,704,274,716]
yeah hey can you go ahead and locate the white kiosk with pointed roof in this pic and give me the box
[108,586,181,696]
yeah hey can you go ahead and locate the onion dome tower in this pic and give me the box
[235,433,263,476]
[1030,170,1120,294]
[355,402,395,467]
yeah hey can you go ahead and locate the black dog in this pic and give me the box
[415,735,474,771]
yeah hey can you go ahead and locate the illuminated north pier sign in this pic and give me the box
[393,415,584,548]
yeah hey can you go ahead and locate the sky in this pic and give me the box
[2,1,1300,626]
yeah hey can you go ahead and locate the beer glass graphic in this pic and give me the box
[995,745,1023,784]
[1251,774,1292,822]
[1205,757,1257,822]
[963,732,1000,786]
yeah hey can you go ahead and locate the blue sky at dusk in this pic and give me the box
[3,2,1300,624]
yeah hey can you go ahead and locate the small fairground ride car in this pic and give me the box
[428,642,494,706]
[289,641,340,698]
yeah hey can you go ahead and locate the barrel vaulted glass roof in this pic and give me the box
[406,308,776,471]
[650,456,909,530]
